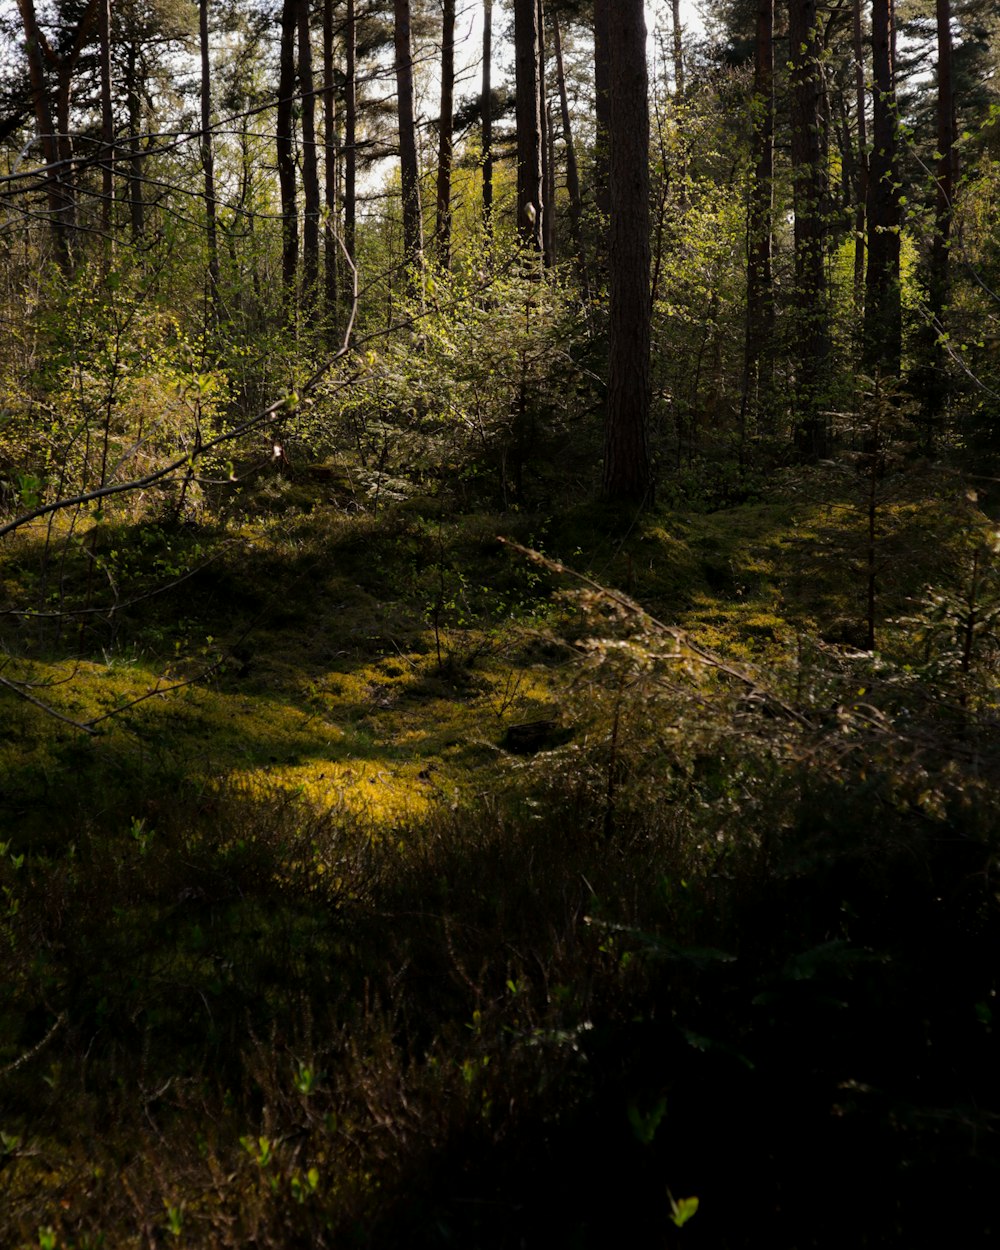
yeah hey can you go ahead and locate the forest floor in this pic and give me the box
[0,461,997,1248]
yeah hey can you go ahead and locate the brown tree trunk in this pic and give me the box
[741,0,775,444]
[481,0,493,233]
[603,0,651,505]
[298,0,321,312]
[552,12,584,283]
[98,0,114,248]
[125,43,145,243]
[323,0,338,329]
[593,0,611,225]
[200,0,221,319]
[537,0,555,266]
[514,0,544,252]
[788,0,829,458]
[852,0,868,313]
[277,0,298,300]
[864,0,901,379]
[435,0,456,266]
[345,0,357,266]
[924,0,955,423]
[670,0,685,96]
[394,0,424,283]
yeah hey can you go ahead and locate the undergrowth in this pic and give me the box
[1,466,999,1247]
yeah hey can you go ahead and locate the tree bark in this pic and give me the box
[788,0,829,458]
[393,0,424,283]
[277,0,298,300]
[552,11,584,282]
[298,0,321,312]
[741,0,775,443]
[345,0,357,266]
[200,0,221,319]
[592,0,611,225]
[481,0,493,233]
[603,0,651,505]
[864,0,901,379]
[323,0,338,329]
[435,0,456,266]
[537,0,555,266]
[514,0,544,252]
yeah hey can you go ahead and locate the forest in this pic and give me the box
[0,0,999,1244]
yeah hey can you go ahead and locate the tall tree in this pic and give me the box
[602,0,652,504]
[788,0,830,457]
[851,0,869,312]
[297,0,321,310]
[592,0,611,224]
[393,0,424,281]
[513,0,544,252]
[323,0,339,326]
[552,10,584,282]
[864,0,901,378]
[924,0,956,419]
[481,0,493,232]
[741,0,775,442]
[344,0,357,266]
[435,0,455,265]
[97,0,114,249]
[199,0,220,318]
[277,0,298,299]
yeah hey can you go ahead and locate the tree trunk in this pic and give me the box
[924,0,955,423]
[552,11,584,283]
[603,0,651,505]
[482,0,493,233]
[345,0,357,266]
[435,0,456,266]
[788,0,829,458]
[200,0,221,319]
[537,0,555,266]
[125,43,145,243]
[98,0,114,249]
[393,0,424,284]
[277,0,298,301]
[670,0,685,96]
[514,0,544,252]
[741,0,775,444]
[592,0,611,225]
[323,0,338,330]
[298,0,321,312]
[864,0,901,379]
[852,0,868,313]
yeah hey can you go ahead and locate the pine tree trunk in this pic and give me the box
[514,0,544,253]
[552,12,585,283]
[394,0,424,284]
[788,0,829,458]
[603,0,651,505]
[277,0,298,301]
[482,0,493,233]
[864,0,901,379]
[323,0,338,330]
[345,0,357,267]
[298,0,321,312]
[200,0,221,318]
[435,0,456,266]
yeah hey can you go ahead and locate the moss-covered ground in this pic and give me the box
[1,462,998,1248]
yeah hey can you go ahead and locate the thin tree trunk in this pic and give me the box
[741,0,774,446]
[200,0,221,319]
[864,0,901,378]
[593,0,611,225]
[482,0,493,233]
[435,0,456,266]
[788,0,829,458]
[670,0,685,96]
[552,12,584,283]
[393,0,424,283]
[98,0,114,250]
[125,43,144,243]
[298,0,321,312]
[323,0,338,330]
[603,0,651,505]
[514,0,544,252]
[345,0,357,266]
[537,0,555,266]
[277,0,298,301]
[852,0,868,312]
[925,0,955,423]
